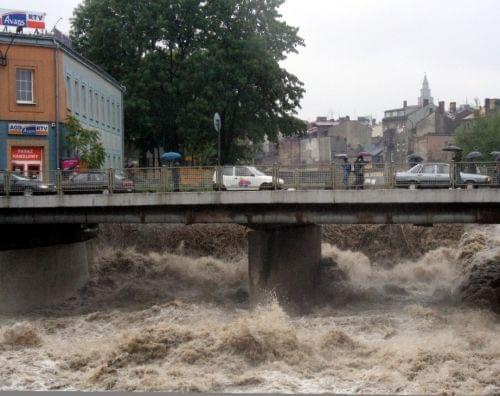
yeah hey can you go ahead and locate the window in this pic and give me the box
[111,102,115,128]
[422,165,435,174]
[101,96,105,125]
[222,166,233,176]
[106,99,110,126]
[66,76,72,110]
[74,80,79,112]
[89,89,94,119]
[81,84,87,116]
[437,164,450,174]
[95,92,99,122]
[16,69,34,103]
[116,105,121,130]
[235,166,253,177]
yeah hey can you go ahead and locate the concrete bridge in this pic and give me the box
[1,189,499,313]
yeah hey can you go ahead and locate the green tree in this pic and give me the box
[71,0,306,165]
[454,114,500,160]
[65,116,106,169]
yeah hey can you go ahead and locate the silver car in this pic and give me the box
[395,163,491,189]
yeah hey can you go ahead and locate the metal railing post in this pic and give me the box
[450,160,456,189]
[388,162,395,189]
[107,168,115,194]
[294,168,299,190]
[56,168,62,195]
[272,163,278,190]
[216,166,223,191]
[4,170,10,197]
[160,166,167,192]
[331,162,337,190]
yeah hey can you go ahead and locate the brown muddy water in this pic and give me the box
[0,226,499,393]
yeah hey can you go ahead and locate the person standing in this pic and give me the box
[342,157,351,189]
[353,156,365,190]
[452,151,463,188]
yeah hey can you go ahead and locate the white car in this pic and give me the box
[213,166,284,190]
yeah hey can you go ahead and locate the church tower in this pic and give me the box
[418,74,434,107]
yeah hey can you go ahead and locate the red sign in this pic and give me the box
[11,147,42,161]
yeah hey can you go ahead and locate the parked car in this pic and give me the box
[395,163,491,189]
[212,166,284,190]
[62,171,134,194]
[0,173,56,196]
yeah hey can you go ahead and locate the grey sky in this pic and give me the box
[4,0,499,121]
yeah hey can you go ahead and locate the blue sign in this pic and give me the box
[2,13,26,27]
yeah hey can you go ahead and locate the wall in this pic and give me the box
[0,39,65,171]
[328,120,371,158]
[62,52,124,169]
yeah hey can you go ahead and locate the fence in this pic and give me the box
[0,161,499,196]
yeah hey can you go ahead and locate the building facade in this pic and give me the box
[0,32,124,179]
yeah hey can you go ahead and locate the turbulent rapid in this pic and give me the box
[0,225,499,393]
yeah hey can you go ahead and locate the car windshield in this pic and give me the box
[408,165,421,173]
[11,173,31,181]
[248,167,267,176]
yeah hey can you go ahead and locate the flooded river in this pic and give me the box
[0,226,498,393]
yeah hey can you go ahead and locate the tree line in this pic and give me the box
[70,0,307,165]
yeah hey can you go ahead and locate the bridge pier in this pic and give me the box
[0,225,95,313]
[248,224,321,309]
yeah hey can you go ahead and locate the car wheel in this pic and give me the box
[409,182,417,190]
[23,187,34,196]
[465,181,475,190]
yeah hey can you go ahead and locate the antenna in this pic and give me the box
[51,17,63,32]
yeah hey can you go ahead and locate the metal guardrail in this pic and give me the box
[0,162,499,196]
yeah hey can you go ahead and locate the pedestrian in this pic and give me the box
[342,157,351,189]
[353,155,365,190]
[172,160,181,192]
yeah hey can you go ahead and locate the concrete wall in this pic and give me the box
[0,241,89,313]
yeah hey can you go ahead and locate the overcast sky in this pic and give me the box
[4,0,500,121]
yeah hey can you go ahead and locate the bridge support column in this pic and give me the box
[0,225,96,313]
[248,224,321,309]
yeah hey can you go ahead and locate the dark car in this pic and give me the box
[62,171,134,194]
[0,173,57,196]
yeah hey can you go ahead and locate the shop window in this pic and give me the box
[16,69,34,104]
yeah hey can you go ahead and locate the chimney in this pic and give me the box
[403,100,407,108]
[345,115,350,121]
[423,99,429,107]
[450,102,457,113]
[439,101,445,113]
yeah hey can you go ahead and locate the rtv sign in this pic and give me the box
[0,8,46,30]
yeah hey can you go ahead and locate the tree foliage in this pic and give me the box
[65,115,106,169]
[454,114,500,160]
[71,0,306,164]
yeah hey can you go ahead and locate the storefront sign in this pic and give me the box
[11,147,42,161]
[8,123,49,136]
[0,8,45,29]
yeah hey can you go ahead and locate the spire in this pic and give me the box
[418,73,433,107]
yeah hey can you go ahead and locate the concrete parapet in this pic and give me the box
[248,224,321,309]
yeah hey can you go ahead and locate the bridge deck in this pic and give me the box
[1,189,499,225]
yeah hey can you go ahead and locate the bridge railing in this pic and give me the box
[0,161,499,196]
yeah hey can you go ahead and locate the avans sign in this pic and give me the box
[0,9,46,29]
[8,123,49,136]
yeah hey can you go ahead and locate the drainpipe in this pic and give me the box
[52,38,61,170]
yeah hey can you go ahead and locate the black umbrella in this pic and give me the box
[334,154,348,159]
[496,155,500,162]
[465,151,482,160]
[408,154,424,162]
[442,145,463,152]
[490,151,500,157]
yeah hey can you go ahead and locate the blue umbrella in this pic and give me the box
[161,152,182,162]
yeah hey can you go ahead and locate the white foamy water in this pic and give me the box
[0,227,499,393]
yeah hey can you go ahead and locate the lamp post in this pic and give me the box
[213,113,222,166]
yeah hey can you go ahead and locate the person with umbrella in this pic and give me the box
[161,152,182,192]
[464,151,482,174]
[353,152,369,189]
[408,153,424,169]
[443,145,463,188]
